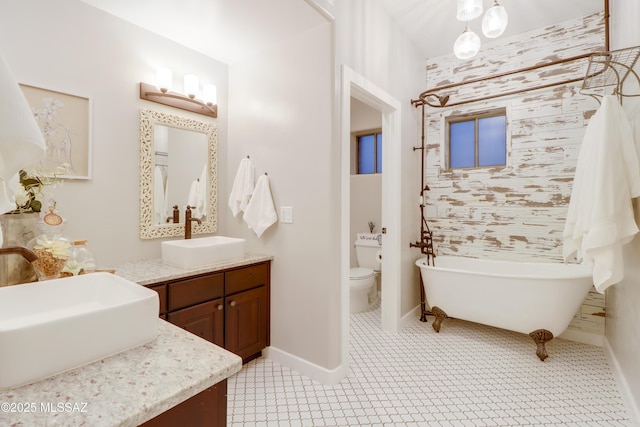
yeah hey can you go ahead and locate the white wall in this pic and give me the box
[606,0,640,417]
[227,23,338,374]
[0,0,228,266]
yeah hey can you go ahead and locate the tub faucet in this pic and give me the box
[184,205,201,239]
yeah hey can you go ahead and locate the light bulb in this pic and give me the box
[453,27,481,60]
[156,67,172,93]
[184,74,199,99]
[482,1,508,38]
[203,84,217,105]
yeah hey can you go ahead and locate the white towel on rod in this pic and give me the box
[228,157,255,217]
[562,95,640,293]
[243,174,277,238]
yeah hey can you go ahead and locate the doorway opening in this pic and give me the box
[340,66,402,375]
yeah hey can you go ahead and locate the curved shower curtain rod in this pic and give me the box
[411,47,640,109]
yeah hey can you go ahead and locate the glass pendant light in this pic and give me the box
[454,26,481,59]
[456,0,483,21]
[482,0,509,38]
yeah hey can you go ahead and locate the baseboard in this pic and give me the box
[603,338,640,425]
[263,346,349,385]
[400,304,424,330]
[558,328,604,346]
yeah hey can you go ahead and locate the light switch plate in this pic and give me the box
[280,206,293,223]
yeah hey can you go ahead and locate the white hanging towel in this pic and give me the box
[0,50,46,245]
[196,163,207,217]
[562,95,640,293]
[187,164,207,218]
[228,157,255,217]
[187,179,200,215]
[243,174,277,238]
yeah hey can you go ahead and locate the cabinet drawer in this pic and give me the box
[168,274,224,311]
[148,284,167,315]
[225,263,268,295]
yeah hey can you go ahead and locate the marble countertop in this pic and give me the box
[0,320,242,427]
[113,253,273,286]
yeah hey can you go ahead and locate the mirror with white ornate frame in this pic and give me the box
[139,108,217,239]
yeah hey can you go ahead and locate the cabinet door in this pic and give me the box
[140,380,226,427]
[225,286,267,361]
[168,298,224,347]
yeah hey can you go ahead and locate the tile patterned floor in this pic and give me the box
[227,302,635,426]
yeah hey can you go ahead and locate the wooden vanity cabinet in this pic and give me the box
[225,263,270,363]
[140,380,226,427]
[150,261,270,362]
[141,261,269,427]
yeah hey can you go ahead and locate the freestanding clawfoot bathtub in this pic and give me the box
[415,255,594,361]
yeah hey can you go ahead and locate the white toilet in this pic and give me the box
[350,233,382,313]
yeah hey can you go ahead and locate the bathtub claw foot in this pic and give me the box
[431,306,447,332]
[529,329,553,361]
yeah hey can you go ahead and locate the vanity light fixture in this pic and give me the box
[139,68,217,118]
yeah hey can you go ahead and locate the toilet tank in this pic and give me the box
[355,233,382,270]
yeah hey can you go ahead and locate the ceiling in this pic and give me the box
[380,0,604,58]
[80,0,604,63]
[80,0,327,64]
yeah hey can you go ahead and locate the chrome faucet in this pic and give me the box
[184,205,202,239]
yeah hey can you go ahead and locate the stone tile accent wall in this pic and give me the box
[423,12,606,337]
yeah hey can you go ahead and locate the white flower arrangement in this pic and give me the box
[33,236,71,259]
[31,236,71,279]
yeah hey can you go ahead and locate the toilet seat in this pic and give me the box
[350,267,374,280]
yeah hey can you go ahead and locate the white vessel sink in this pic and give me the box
[162,236,246,269]
[0,273,158,390]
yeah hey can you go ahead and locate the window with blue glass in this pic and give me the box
[357,131,382,174]
[447,109,506,169]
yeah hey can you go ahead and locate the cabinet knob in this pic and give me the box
[229,301,237,307]
[217,304,223,311]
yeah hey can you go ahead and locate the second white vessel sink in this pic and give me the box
[161,236,246,269]
[0,273,159,390]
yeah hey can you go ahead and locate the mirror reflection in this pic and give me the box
[153,124,208,225]
[139,109,217,239]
